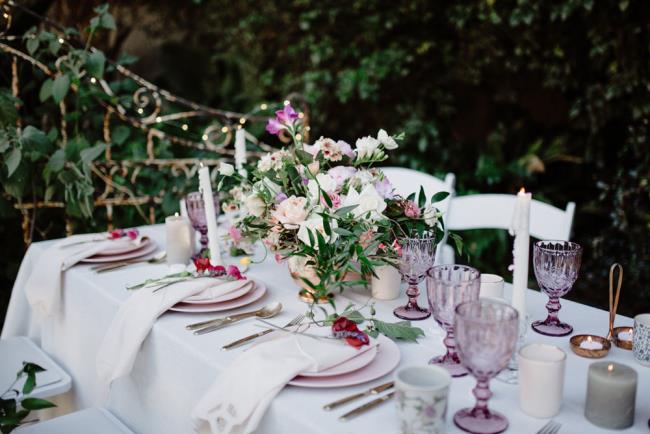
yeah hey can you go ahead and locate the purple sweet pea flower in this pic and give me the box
[266,118,284,135]
[275,105,299,123]
[374,177,395,199]
[275,192,288,203]
[337,140,354,158]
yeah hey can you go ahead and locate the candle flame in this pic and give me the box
[519,187,526,194]
[607,364,614,372]
[587,336,593,343]
[199,161,204,167]
[174,212,179,217]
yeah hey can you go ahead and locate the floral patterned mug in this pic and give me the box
[632,313,650,367]
[395,365,452,434]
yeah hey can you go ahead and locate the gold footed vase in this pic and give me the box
[288,260,362,304]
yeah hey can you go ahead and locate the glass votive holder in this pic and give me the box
[518,343,566,418]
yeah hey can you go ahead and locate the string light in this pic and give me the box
[305,126,311,131]
[90,77,97,84]
[283,100,290,106]
[298,112,304,119]
[137,108,144,114]
[2,13,9,19]
[181,124,188,131]
[295,133,302,141]
[58,37,64,43]
[155,116,162,123]
[221,126,229,133]
[202,134,208,141]
[239,117,246,124]
[237,125,243,130]
[260,103,267,110]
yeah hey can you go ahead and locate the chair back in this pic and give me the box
[446,194,575,240]
[380,167,455,214]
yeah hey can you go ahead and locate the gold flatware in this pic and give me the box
[222,314,305,350]
[63,235,149,249]
[188,302,283,335]
[338,391,395,421]
[93,251,166,272]
[323,381,394,411]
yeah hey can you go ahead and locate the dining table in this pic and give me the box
[2,224,648,434]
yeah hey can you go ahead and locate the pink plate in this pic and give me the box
[288,334,400,388]
[299,344,378,378]
[95,238,151,256]
[80,241,158,263]
[182,281,254,304]
[170,281,266,313]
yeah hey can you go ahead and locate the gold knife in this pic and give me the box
[323,381,394,411]
[339,391,395,421]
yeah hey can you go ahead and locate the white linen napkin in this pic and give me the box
[191,329,377,434]
[96,277,251,399]
[24,234,136,318]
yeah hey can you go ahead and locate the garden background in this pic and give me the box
[1,0,648,321]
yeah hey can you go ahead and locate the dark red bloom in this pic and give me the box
[332,317,370,348]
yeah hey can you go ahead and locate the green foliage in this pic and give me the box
[1,362,55,433]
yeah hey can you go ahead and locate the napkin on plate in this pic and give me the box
[96,277,252,399]
[191,329,377,434]
[24,233,138,318]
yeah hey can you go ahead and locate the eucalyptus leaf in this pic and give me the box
[372,319,424,342]
[5,148,21,177]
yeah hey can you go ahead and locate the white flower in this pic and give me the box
[349,169,376,190]
[297,215,338,248]
[218,162,235,176]
[307,173,338,204]
[377,129,398,150]
[315,137,343,161]
[355,136,380,160]
[423,204,440,227]
[244,194,266,217]
[260,178,282,196]
[272,196,308,229]
[342,184,387,221]
[257,150,287,172]
[228,186,245,201]
[327,166,356,189]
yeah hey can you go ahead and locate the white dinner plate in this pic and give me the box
[170,281,267,313]
[288,334,400,388]
[299,343,378,378]
[95,237,152,256]
[182,281,254,304]
[80,241,158,263]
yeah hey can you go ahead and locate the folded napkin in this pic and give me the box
[24,233,137,318]
[96,277,251,399]
[191,329,377,434]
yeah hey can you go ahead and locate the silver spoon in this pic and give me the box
[93,251,167,273]
[189,302,283,335]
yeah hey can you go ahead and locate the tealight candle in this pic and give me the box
[619,331,632,341]
[585,362,637,429]
[165,213,193,265]
[580,336,603,350]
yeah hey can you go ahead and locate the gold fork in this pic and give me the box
[221,314,305,350]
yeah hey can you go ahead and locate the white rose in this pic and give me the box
[355,136,380,160]
[423,205,441,227]
[257,153,273,172]
[342,185,386,221]
[245,194,266,217]
[218,162,235,176]
[377,129,398,150]
[297,215,338,248]
[272,196,308,228]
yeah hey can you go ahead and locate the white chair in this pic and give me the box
[16,408,133,434]
[0,337,71,400]
[380,167,456,264]
[446,194,575,240]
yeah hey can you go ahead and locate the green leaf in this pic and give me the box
[332,227,353,236]
[431,191,450,203]
[80,142,106,163]
[22,372,35,395]
[295,149,313,165]
[21,126,49,149]
[0,409,29,426]
[100,13,116,30]
[20,398,56,410]
[48,38,61,55]
[52,75,70,103]
[418,186,426,208]
[340,310,365,324]
[406,192,416,201]
[321,189,332,208]
[86,51,106,78]
[334,205,357,216]
[26,37,39,55]
[112,125,130,145]
[322,214,331,236]
[39,79,53,102]
[372,319,425,342]
[5,148,21,177]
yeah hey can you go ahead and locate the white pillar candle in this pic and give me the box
[235,127,247,176]
[479,274,505,299]
[371,265,401,300]
[179,198,188,217]
[518,343,566,418]
[198,163,222,266]
[165,213,193,265]
[585,362,637,429]
[509,188,531,320]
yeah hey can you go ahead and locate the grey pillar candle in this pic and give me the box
[585,361,637,429]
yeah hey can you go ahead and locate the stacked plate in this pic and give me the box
[289,334,401,388]
[170,279,267,313]
[80,238,158,264]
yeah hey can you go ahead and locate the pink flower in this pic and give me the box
[337,140,354,158]
[228,226,242,243]
[108,229,123,240]
[266,118,284,135]
[404,200,421,218]
[327,166,357,189]
[272,196,308,228]
[321,192,341,209]
[126,229,139,240]
[227,265,245,280]
[276,105,299,123]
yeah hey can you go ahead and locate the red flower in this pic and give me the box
[227,265,245,280]
[107,228,139,240]
[193,257,244,280]
[332,317,370,348]
[194,257,213,273]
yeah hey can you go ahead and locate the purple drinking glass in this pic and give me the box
[532,240,582,337]
[427,265,481,377]
[185,191,220,252]
[393,236,437,321]
[453,300,519,434]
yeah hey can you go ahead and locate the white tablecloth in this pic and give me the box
[2,225,648,434]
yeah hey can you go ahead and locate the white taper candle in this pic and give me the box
[509,188,531,320]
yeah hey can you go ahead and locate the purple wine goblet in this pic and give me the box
[185,191,220,252]
[531,240,582,337]
[453,300,519,434]
[427,264,481,377]
[393,236,437,321]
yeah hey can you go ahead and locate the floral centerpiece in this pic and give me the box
[216,103,458,303]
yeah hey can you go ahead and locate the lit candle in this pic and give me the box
[509,187,531,320]
[580,336,604,350]
[585,362,637,429]
[619,330,632,341]
[198,163,222,266]
[235,127,247,176]
[165,213,193,265]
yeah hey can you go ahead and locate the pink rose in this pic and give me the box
[404,200,421,218]
[272,196,308,228]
